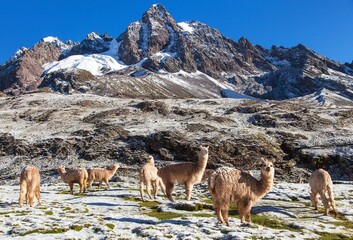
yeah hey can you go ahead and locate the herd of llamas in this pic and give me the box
[18,145,338,227]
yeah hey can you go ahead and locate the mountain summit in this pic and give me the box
[0,4,353,100]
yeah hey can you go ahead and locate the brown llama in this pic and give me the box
[158,145,209,202]
[87,163,120,189]
[58,166,88,194]
[139,155,166,201]
[19,166,41,207]
[309,169,338,217]
[208,160,275,226]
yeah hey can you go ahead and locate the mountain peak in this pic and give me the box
[145,3,169,17]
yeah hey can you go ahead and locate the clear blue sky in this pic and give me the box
[1,0,352,64]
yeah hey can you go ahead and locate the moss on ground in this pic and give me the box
[20,227,69,236]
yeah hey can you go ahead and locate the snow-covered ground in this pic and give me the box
[0,175,352,239]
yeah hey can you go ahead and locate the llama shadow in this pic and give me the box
[252,205,297,218]
[86,202,136,207]
[109,217,194,226]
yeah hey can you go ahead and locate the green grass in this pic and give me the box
[140,201,159,208]
[69,225,83,231]
[62,207,72,211]
[174,203,213,211]
[106,223,115,230]
[44,211,54,216]
[145,210,182,221]
[20,227,69,236]
[251,215,301,232]
[192,213,213,218]
[314,232,351,240]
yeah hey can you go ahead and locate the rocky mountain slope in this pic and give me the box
[0,91,352,183]
[1,4,352,100]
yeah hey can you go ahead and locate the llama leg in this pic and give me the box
[140,181,145,201]
[185,183,194,201]
[35,186,41,205]
[237,201,246,224]
[243,200,253,223]
[104,179,111,189]
[221,207,230,226]
[83,179,87,193]
[152,180,158,199]
[79,182,83,193]
[69,183,74,194]
[310,191,319,210]
[159,179,167,196]
[327,187,338,217]
[19,184,27,207]
[146,180,153,200]
[165,182,175,202]
[98,181,102,189]
[88,180,92,189]
[319,191,330,216]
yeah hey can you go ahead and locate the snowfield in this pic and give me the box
[0,174,352,239]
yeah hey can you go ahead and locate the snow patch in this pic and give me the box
[178,22,194,33]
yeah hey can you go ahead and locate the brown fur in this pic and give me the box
[201,169,214,183]
[158,146,209,202]
[139,155,166,201]
[58,166,88,194]
[309,169,337,217]
[208,160,275,226]
[19,166,41,207]
[87,163,119,189]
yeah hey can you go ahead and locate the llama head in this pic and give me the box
[57,166,66,174]
[113,163,120,169]
[260,159,275,177]
[199,145,209,156]
[146,155,154,164]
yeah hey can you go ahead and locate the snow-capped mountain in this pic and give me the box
[1,4,353,100]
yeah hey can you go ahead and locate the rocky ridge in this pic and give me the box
[0,4,352,101]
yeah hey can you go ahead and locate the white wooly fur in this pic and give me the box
[19,166,41,207]
[139,155,166,201]
[87,163,119,189]
[208,160,275,226]
[158,146,209,202]
[309,168,337,217]
[57,166,88,194]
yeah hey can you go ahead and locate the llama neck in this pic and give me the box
[196,153,208,172]
[107,167,118,176]
[256,173,274,198]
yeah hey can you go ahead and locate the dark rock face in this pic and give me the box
[0,42,62,95]
[39,68,97,94]
[63,32,112,58]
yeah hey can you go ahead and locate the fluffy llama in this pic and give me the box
[87,163,119,189]
[158,145,209,202]
[309,169,338,217]
[208,160,275,226]
[57,166,88,194]
[19,166,41,207]
[139,155,166,201]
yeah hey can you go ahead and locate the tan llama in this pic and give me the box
[57,166,88,194]
[87,163,120,189]
[208,160,275,226]
[309,168,338,217]
[158,145,209,202]
[139,155,166,201]
[19,166,41,207]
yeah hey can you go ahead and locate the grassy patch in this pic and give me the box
[106,223,115,230]
[192,213,213,218]
[0,210,28,215]
[44,211,54,216]
[62,207,72,211]
[329,220,353,230]
[314,232,351,240]
[251,215,301,232]
[145,209,182,221]
[21,227,69,236]
[69,225,83,231]
[140,201,159,209]
[174,203,213,211]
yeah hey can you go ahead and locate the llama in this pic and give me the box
[87,163,119,189]
[57,166,88,194]
[309,169,338,217]
[19,166,41,207]
[208,160,275,226]
[158,145,209,202]
[201,169,215,183]
[139,155,166,201]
